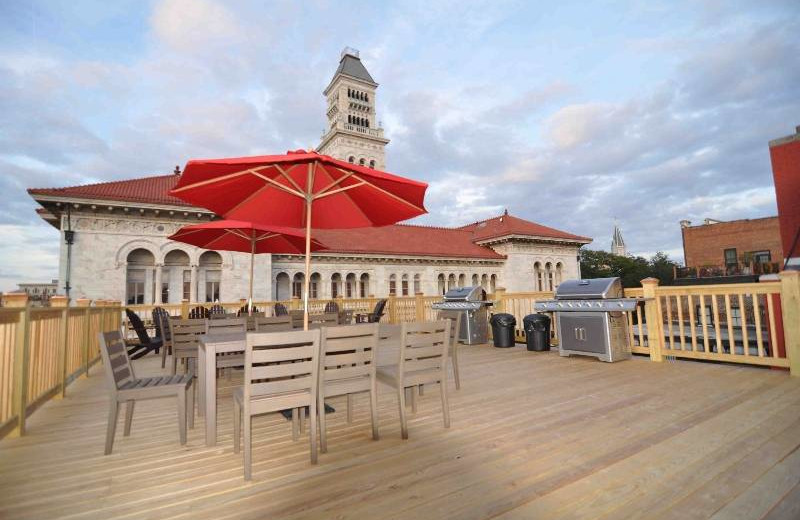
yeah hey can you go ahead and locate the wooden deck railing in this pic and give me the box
[0,294,122,439]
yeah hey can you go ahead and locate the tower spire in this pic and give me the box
[611,221,626,256]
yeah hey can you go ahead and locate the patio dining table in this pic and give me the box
[198,324,402,447]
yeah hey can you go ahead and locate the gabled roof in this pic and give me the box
[28,174,195,208]
[329,52,376,86]
[459,212,592,243]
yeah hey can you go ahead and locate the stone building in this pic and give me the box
[611,223,626,256]
[26,48,591,305]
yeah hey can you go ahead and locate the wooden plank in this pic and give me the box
[724,294,735,355]
[753,294,765,357]
[739,293,750,357]
[687,295,698,352]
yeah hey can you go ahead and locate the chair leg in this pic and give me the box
[161,343,167,369]
[440,380,451,429]
[370,381,380,441]
[177,389,187,445]
[244,413,252,480]
[292,408,299,441]
[310,399,318,465]
[319,395,328,453]
[187,382,195,429]
[452,345,461,390]
[104,401,120,455]
[171,355,177,376]
[123,400,135,436]
[398,386,408,440]
[233,400,241,454]
[346,393,354,424]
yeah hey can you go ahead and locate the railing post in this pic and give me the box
[779,271,800,377]
[493,287,506,313]
[4,293,30,437]
[50,296,69,398]
[75,298,91,377]
[641,278,663,362]
[181,299,190,318]
[388,294,397,324]
[415,292,425,321]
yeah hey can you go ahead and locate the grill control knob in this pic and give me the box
[596,302,603,308]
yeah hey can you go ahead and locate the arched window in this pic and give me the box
[545,262,554,291]
[347,115,351,124]
[413,274,421,294]
[163,249,190,303]
[490,274,497,293]
[534,262,543,291]
[389,274,397,296]
[555,262,563,288]
[348,156,355,164]
[471,274,479,286]
[481,274,488,290]
[347,88,351,98]
[292,273,304,299]
[447,274,456,291]
[275,272,290,300]
[401,274,409,296]
[345,273,356,298]
[310,273,321,299]
[199,251,222,302]
[359,273,369,298]
[458,274,466,287]
[365,119,369,128]
[331,273,342,298]
[359,158,366,166]
[438,274,446,295]
[126,248,154,305]
[365,93,369,102]
[369,160,375,169]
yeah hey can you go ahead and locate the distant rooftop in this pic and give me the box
[330,46,376,86]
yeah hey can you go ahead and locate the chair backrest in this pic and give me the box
[371,299,387,322]
[238,305,260,316]
[209,304,225,316]
[99,330,135,394]
[244,329,321,404]
[125,309,151,345]
[324,301,340,313]
[152,307,169,340]
[189,306,210,319]
[339,309,354,325]
[312,312,339,326]
[398,321,450,384]
[436,310,463,348]
[254,315,293,332]
[320,323,378,388]
[289,310,305,328]
[168,317,206,354]
[206,316,247,335]
[156,311,172,343]
[273,303,288,316]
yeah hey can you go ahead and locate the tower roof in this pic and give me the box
[612,224,625,248]
[327,48,377,88]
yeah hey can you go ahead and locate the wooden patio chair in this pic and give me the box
[233,329,321,480]
[355,299,387,324]
[318,323,380,453]
[189,306,210,319]
[124,309,163,359]
[168,317,206,375]
[244,311,266,331]
[376,320,451,439]
[273,303,288,316]
[309,312,339,328]
[156,311,173,369]
[437,311,463,390]
[207,317,247,377]
[209,304,225,317]
[99,330,194,455]
[254,315,293,332]
[289,310,305,328]
[324,301,340,314]
[339,309,354,325]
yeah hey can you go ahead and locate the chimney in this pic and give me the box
[679,219,691,228]
[174,165,181,175]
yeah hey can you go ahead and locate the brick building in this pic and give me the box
[769,125,800,269]
[679,217,783,280]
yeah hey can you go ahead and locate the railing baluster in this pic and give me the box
[687,294,697,352]
[752,294,764,357]
[711,294,722,354]
[665,295,674,350]
[699,294,710,353]
[739,293,750,356]
[766,294,778,359]
[676,295,686,351]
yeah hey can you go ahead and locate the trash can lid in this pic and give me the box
[523,313,551,324]
[490,313,516,326]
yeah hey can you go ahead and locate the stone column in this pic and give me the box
[154,264,163,304]
[144,267,154,304]
[190,265,198,303]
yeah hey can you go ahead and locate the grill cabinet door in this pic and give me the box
[559,314,607,354]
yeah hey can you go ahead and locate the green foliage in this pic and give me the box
[579,249,680,287]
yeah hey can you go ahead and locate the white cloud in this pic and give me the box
[0,224,60,292]
[150,0,243,53]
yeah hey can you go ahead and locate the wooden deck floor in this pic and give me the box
[1,345,800,520]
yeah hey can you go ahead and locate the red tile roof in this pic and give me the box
[28,174,193,208]
[460,212,591,243]
[28,175,590,258]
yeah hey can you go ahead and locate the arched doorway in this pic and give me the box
[163,249,190,304]
[126,248,154,304]
[292,273,304,299]
[199,251,222,302]
[345,273,357,298]
[331,273,342,298]
[275,272,290,301]
[359,273,369,298]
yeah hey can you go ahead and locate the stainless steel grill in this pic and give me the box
[534,277,639,362]
[431,286,493,345]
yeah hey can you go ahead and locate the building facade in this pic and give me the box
[16,280,58,305]
[769,125,800,270]
[27,49,591,305]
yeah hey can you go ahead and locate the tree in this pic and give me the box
[579,249,679,287]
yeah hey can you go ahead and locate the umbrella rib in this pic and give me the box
[251,171,305,199]
[223,181,276,217]
[274,164,306,195]
[316,170,355,196]
[202,232,235,249]
[312,181,367,200]
[170,228,207,238]
[349,173,426,213]
[171,167,266,193]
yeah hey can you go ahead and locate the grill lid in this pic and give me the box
[555,277,623,300]
[443,286,487,302]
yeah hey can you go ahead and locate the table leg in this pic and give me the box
[198,346,206,415]
[204,345,217,446]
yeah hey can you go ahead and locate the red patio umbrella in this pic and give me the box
[167,220,326,315]
[170,150,428,328]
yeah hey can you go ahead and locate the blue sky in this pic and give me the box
[0,0,798,290]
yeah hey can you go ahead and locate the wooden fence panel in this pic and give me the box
[0,309,21,432]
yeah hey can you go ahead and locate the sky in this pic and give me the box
[0,0,798,291]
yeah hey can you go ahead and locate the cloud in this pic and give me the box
[150,0,243,53]
[0,223,60,292]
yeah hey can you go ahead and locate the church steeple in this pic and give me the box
[317,47,389,170]
[611,222,626,256]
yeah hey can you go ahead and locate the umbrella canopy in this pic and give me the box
[168,220,327,314]
[169,150,428,328]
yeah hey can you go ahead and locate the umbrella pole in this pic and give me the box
[249,234,255,317]
[303,198,312,331]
